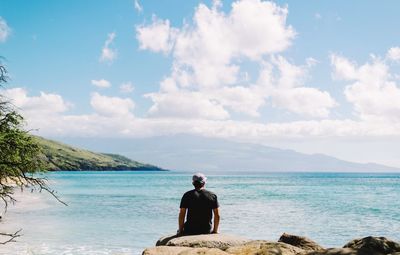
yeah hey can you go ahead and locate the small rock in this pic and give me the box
[157,234,180,246]
[226,240,304,255]
[278,233,324,251]
[343,236,400,255]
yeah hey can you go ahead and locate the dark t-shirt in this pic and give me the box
[180,189,219,235]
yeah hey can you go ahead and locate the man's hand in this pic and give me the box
[212,208,220,234]
[178,208,186,235]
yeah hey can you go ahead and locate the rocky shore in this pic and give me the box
[143,233,400,255]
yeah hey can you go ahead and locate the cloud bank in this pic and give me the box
[137,0,336,119]
[3,0,400,147]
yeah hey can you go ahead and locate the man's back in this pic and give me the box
[180,189,219,235]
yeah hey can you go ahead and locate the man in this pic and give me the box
[178,173,220,235]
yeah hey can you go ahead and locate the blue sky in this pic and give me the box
[1,0,400,167]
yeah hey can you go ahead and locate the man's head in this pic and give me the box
[192,173,207,190]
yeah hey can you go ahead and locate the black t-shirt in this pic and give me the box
[180,189,219,235]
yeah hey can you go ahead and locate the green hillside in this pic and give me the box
[33,136,165,171]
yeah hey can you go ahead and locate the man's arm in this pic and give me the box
[178,208,186,234]
[212,208,220,234]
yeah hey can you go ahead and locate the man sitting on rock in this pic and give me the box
[178,173,220,235]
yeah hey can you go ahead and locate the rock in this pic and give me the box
[147,235,400,255]
[157,234,180,246]
[301,248,357,255]
[179,248,231,255]
[142,246,231,255]
[158,234,250,250]
[142,246,192,255]
[343,236,400,255]
[226,240,304,255]
[302,236,400,255]
[278,233,324,251]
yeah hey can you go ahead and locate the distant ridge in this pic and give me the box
[59,134,400,172]
[34,136,166,171]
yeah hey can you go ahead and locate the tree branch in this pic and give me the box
[0,229,22,245]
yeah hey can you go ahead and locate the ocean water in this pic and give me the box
[1,171,399,255]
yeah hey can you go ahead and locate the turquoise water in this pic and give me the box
[1,171,400,254]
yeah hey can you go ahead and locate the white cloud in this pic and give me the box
[134,0,143,13]
[136,0,336,120]
[330,54,358,80]
[387,47,400,62]
[90,92,135,117]
[145,91,230,120]
[265,56,337,118]
[137,0,295,84]
[91,79,111,88]
[271,87,337,117]
[315,13,322,19]
[331,51,400,122]
[216,86,265,117]
[136,16,177,54]
[167,0,296,88]
[2,88,71,115]
[120,82,135,93]
[4,86,400,146]
[0,17,11,42]
[100,32,117,63]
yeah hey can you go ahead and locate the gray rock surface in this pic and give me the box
[301,248,358,255]
[157,234,180,246]
[226,240,304,255]
[142,246,192,255]
[278,233,324,252]
[178,248,231,255]
[157,234,250,250]
[142,246,230,255]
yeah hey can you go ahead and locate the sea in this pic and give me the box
[0,171,399,255]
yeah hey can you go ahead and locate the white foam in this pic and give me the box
[0,242,139,255]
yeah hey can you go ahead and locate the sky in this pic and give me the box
[1,0,400,167]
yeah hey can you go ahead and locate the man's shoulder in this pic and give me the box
[182,189,217,197]
[182,189,196,197]
[203,189,218,198]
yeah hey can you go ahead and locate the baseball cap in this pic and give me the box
[192,173,207,184]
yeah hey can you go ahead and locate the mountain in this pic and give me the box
[58,134,400,172]
[33,136,165,171]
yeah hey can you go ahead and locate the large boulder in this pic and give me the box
[278,233,324,252]
[156,234,250,250]
[226,240,304,255]
[142,246,230,255]
[343,236,400,255]
[302,236,400,255]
